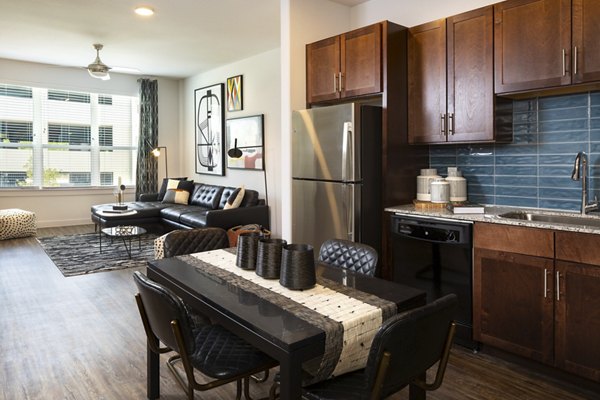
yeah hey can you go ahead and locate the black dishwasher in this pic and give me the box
[391,213,476,349]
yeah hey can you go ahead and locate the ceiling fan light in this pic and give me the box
[134,6,155,16]
[88,69,110,80]
[87,44,112,80]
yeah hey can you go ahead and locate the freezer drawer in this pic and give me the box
[292,179,359,253]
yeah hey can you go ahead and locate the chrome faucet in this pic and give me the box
[571,151,598,214]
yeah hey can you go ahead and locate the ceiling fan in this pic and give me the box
[87,43,111,80]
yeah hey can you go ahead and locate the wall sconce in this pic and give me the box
[151,146,168,178]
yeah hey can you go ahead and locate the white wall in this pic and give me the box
[279,0,352,240]
[0,58,180,227]
[350,0,501,28]
[181,48,283,236]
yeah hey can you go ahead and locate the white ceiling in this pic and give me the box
[0,0,370,80]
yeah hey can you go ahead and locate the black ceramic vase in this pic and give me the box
[236,231,263,270]
[279,244,316,290]
[256,238,287,279]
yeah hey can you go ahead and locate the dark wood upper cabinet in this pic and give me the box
[408,6,495,144]
[495,0,571,94]
[407,21,445,144]
[495,0,600,94]
[342,24,382,98]
[572,0,600,84]
[408,19,446,144]
[306,23,382,105]
[447,7,495,142]
[306,36,341,103]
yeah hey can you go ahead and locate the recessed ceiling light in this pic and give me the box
[134,6,155,16]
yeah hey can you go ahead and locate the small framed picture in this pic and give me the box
[226,75,243,112]
[226,114,264,170]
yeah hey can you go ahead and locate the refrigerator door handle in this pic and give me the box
[341,122,353,182]
[344,183,354,241]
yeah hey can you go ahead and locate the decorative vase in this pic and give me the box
[256,238,287,279]
[279,244,316,290]
[236,231,264,270]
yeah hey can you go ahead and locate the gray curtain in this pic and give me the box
[136,79,159,199]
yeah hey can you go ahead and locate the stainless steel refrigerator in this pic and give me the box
[292,103,382,259]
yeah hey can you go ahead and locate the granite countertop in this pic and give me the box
[385,204,600,235]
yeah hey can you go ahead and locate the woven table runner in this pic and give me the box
[179,249,396,384]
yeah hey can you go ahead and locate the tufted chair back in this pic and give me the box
[163,227,229,258]
[133,271,195,355]
[318,238,378,276]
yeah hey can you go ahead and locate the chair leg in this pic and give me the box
[236,379,243,400]
[243,377,253,400]
[268,380,279,400]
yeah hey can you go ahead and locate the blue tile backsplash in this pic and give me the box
[429,92,600,212]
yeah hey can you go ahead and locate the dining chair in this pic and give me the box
[318,238,378,276]
[133,271,278,400]
[299,294,458,400]
[154,227,229,259]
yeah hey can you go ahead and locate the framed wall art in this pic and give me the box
[226,75,243,112]
[194,83,225,176]
[226,114,264,170]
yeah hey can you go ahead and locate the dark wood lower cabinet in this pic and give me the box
[473,248,554,363]
[555,260,600,381]
[474,223,600,382]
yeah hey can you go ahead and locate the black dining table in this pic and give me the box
[145,254,426,400]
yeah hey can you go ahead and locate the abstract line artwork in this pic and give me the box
[226,114,264,170]
[226,75,243,112]
[194,83,225,176]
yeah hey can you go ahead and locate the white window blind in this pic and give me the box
[0,84,139,188]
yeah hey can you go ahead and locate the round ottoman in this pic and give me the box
[0,209,37,240]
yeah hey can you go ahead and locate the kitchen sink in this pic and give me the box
[497,211,600,228]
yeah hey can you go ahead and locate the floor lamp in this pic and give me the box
[227,139,268,207]
[151,146,168,179]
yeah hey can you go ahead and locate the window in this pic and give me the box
[0,121,33,143]
[69,172,91,186]
[48,124,91,146]
[100,172,114,186]
[99,95,113,105]
[48,90,90,103]
[0,172,27,187]
[0,83,139,188]
[99,126,113,147]
[0,84,32,98]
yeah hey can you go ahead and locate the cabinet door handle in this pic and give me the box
[543,268,548,298]
[574,46,578,76]
[448,113,455,135]
[440,114,446,136]
[333,73,338,92]
[562,49,567,77]
[556,271,561,301]
[338,72,343,91]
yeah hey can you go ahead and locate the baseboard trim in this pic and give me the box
[37,218,92,228]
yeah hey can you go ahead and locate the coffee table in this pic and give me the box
[100,225,147,258]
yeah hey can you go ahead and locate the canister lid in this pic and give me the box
[419,168,438,176]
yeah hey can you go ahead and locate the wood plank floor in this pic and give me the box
[0,225,597,399]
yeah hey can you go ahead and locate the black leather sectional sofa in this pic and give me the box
[91,183,269,233]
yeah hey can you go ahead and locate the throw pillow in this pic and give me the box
[162,189,190,205]
[224,187,245,210]
[157,177,187,201]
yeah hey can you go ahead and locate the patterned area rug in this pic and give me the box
[38,232,157,277]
